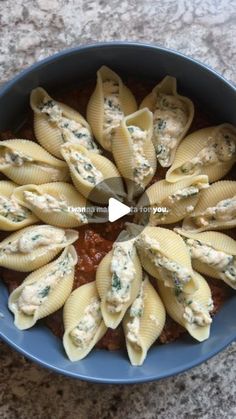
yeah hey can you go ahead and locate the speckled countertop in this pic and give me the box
[0,1,236,418]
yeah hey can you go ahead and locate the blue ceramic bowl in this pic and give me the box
[0,42,235,384]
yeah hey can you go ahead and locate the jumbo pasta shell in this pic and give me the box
[86,65,137,151]
[12,182,88,228]
[158,271,212,342]
[182,180,236,232]
[0,225,78,271]
[176,228,236,289]
[30,87,99,158]
[140,76,178,110]
[166,124,236,183]
[0,180,38,231]
[8,245,77,330]
[137,175,209,225]
[60,143,125,203]
[0,139,69,184]
[140,76,194,167]
[126,224,197,294]
[123,277,166,366]
[112,108,156,199]
[96,238,142,329]
[63,282,107,361]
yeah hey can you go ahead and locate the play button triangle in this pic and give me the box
[108,198,131,222]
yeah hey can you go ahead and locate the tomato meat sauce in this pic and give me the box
[0,77,234,351]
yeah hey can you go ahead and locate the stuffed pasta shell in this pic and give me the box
[0,180,38,231]
[182,180,236,232]
[96,230,142,329]
[8,245,77,330]
[166,124,236,183]
[12,182,88,228]
[0,225,78,272]
[137,175,209,225]
[87,65,137,151]
[123,274,166,366]
[60,143,125,203]
[126,224,197,294]
[30,87,100,158]
[112,108,156,199]
[63,282,107,361]
[140,76,194,167]
[158,271,213,342]
[176,229,236,289]
[0,139,69,185]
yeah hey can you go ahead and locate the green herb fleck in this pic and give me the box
[112,272,122,290]
[38,285,51,298]
[156,118,166,131]
[32,234,41,241]
[128,126,135,134]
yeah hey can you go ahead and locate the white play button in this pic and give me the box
[108,198,131,222]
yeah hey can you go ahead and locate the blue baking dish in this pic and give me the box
[0,42,235,383]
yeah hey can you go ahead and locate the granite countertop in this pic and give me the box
[0,0,236,418]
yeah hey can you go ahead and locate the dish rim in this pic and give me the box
[1,314,236,384]
[0,41,235,384]
[0,41,235,96]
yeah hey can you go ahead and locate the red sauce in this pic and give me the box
[0,77,234,350]
[74,225,112,287]
[1,268,26,294]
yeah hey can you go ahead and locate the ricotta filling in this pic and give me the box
[0,148,63,181]
[24,191,88,224]
[106,239,136,313]
[65,148,103,185]
[136,233,192,293]
[0,150,33,167]
[153,93,188,166]
[17,252,74,316]
[176,289,213,327]
[185,238,236,283]
[182,298,212,326]
[0,196,30,223]
[126,278,145,350]
[0,227,66,255]
[163,185,204,208]
[151,183,208,223]
[128,125,153,188]
[102,80,124,148]
[180,127,236,175]
[70,297,102,348]
[194,196,236,228]
[39,99,100,153]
